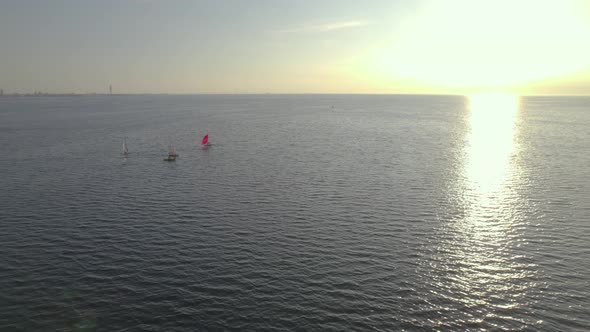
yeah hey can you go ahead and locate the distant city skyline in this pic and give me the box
[1,0,589,95]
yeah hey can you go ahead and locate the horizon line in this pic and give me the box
[1,92,589,97]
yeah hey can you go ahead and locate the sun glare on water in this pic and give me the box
[466,92,519,194]
[434,92,528,314]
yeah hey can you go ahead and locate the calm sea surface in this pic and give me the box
[0,95,589,331]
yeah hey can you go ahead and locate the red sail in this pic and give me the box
[201,134,209,145]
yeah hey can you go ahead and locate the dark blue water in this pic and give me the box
[1,95,589,331]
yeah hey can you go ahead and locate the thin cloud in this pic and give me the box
[277,20,370,33]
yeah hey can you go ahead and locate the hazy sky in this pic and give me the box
[1,0,589,94]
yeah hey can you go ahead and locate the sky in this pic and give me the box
[0,0,589,95]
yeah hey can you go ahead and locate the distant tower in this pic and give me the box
[0,89,3,96]
[109,84,112,95]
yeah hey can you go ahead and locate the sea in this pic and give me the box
[0,94,589,331]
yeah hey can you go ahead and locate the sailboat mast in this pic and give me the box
[123,136,129,155]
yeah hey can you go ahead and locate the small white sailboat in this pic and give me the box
[164,144,178,161]
[169,145,178,157]
[122,137,129,156]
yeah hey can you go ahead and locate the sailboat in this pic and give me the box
[122,137,129,156]
[163,144,178,161]
[170,145,179,157]
[201,134,210,147]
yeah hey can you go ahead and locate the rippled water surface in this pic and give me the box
[1,95,589,331]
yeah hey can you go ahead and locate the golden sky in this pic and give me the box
[1,0,588,94]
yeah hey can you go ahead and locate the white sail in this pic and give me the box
[123,137,129,155]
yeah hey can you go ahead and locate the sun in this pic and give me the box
[371,0,590,93]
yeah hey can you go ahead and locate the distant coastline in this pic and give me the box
[0,92,110,97]
[0,93,165,97]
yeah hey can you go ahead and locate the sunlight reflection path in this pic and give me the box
[439,94,535,322]
[465,93,518,196]
[460,93,521,252]
[417,94,540,329]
